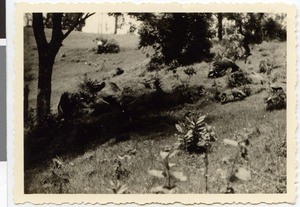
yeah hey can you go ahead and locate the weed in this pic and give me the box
[259,59,273,75]
[183,67,196,86]
[148,149,187,193]
[113,159,130,181]
[109,180,129,194]
[265,88,286,111]
[41,157,70,193]
[175,114,217,153]
[175,114,217,193]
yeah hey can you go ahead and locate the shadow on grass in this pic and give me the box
[24,86,205,170]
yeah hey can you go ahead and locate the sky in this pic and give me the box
[83,13,140,34]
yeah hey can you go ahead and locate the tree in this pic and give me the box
[137,13,213,66]
[108,13,124,34]
[217,13,223,41]
[32,12,94,122]
[24,13,32,27]
[43,13,87,31]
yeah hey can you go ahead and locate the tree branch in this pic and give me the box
[63,12,95,40]
[32,13,48,48]
[50,13,64,45]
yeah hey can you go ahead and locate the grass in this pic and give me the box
[24,27,287,194]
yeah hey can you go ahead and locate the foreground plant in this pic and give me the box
[109,180,129,194]
[175,114,217,193]
[222,129,253,193]
[175,114,217,153]
[148,149,187,194]
[41,156,70,193]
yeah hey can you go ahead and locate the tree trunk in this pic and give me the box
[33,13,63,123]
[32,12,94,123]
[114,15,118,34]
[36,48,57,121]
[217,13,223,41]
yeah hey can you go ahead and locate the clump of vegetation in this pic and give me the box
[148,149,187,193]
[57,75,103,121]
[265,90,286,111]
[113,159,130,181]
[109,180,129,194]
[259,59,273,74]
[262,17,287,41]
[183,67,196,85]
[212,33,244,61]
[222,130,253,193]
[227,71,252,87]
[41,157,70,193]
[174,114,217,153]
[175,114,217,192]
[95,37,120,54]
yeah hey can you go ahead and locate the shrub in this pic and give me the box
[95,37,120,54]
[175,114,217,153]
[259,59,273,74]
[227,70,252,88]
[214,33,244,61]
[57,75,106,121]
[266,90,286,111]
[262,17,287,41]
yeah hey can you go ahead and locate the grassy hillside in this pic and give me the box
[24,27,287,194]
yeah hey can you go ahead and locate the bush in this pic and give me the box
[57,75,104,122]
[266,90,286,111]
[259,59,273,74]
[95,37,120,54]
[262,17,286,41]
[211,33,244,61]
[175,114,217,153]
[227,70,252,87]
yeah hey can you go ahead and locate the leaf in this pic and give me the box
[185,130,193,139]
[235,167,251,181]
[168,163,176,168]
[116,184,128,194]
[160,151,169,160]
[151,186,176,194]
[168,150,180,158]
[185,116,194,124]
[175,124,184,133]
[171,171,187,181]
[148,170,165,178]
[196,115,206,124]
[223,139,239,147]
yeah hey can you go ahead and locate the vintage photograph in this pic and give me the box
[14,3,296,204]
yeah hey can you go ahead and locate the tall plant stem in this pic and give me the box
[205,145,209,193]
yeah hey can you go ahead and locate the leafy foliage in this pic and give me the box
[41,157,70,193]
[266,90,286,111]
[43,13,87,31]
[138,13,213,66]
[212,33,244,61]
[148,149,187,193]
[175,115,217,153]
[262,17,286,41]
[227,70,252,88]
[259,59,273,74]
[95,37,120,54]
